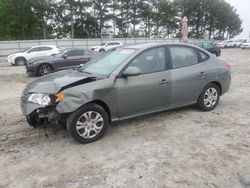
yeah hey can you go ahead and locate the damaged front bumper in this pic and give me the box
[21,93,62,127]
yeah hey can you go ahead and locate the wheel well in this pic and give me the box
[86,100,111,122]
[210,81,222,95]
[15,57,26,63]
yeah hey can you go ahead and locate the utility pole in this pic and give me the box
[70,5,74,39]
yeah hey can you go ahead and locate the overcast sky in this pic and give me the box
[225,0,250,39]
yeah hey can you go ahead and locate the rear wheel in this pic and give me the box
[197,83,220,111]
[67,104,109,144]
[38,64,53,76]
[99,49,105,52]
[15,57,26,66]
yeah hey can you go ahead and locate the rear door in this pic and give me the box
[115,46,171,119]
[168,45,209,107]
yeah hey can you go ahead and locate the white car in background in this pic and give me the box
[241,40,250,49]
[7,45,61,66]
[234,39,247,47]
[91,41,123,52]
[217,41,229,48]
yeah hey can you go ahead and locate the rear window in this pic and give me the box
[170,46,199,69]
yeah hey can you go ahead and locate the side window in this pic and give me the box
[128,47,166,74]
[198,51,209,62]
[66,50,84,56]
[203,42,214,49]
[107,42,114,46]
[170,46,199,69]
[27,47,40,53]
[113,42,121,45]
[40,47,52,51]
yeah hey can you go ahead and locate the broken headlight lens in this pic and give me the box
[28,93,51,106]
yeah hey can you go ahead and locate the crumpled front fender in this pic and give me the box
[55,77,118,120]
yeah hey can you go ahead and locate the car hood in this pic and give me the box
[242,42,250,45]
[91,46,102,49]
[23,69,98,94]
[8,52,24,58]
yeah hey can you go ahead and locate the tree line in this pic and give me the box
[0,0,243,40]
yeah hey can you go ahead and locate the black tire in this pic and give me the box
[197,83,220,111]
[37,64,53,76]
[67,104,109,144]
[26,115,39,128]
[212,52,218,56]
[15,57,26,66]
[99,49,105,52]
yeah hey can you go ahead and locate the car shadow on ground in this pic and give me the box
[1,105,198,149]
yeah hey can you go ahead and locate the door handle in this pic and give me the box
[199,72,207,78]
[159,79,168,85]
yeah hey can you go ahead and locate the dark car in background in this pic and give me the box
[193,42,221,57]
[25,49,99,76]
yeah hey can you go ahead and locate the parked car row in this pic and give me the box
[7,41,124,76]
[216,39,248,49]
[192,42,221,57]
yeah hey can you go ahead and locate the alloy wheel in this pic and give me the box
[204,87,218,108]
[76,111,104,139]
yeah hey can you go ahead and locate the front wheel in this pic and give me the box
[197,83,220,111]
[38,64,53,76]
[67,104,109,144]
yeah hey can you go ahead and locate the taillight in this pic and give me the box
[225,63,231,69]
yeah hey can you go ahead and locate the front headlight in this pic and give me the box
[28,93,51,106]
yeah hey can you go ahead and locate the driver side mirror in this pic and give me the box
[62,54,68,59]
[122,67,141,77]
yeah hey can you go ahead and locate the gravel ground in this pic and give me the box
[0,49,250,188]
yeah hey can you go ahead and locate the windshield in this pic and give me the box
[80,48,135,76]
[100,43,106,46]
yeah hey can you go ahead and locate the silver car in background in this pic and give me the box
[21,43,231,143]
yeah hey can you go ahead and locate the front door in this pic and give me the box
[115,47,171,119]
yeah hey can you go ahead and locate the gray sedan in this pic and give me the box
[21,43,231,143]
[25,49,98,76]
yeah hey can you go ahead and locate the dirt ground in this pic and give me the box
[0,49,250,188]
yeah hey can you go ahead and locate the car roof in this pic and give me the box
[31,45,57,48]
[122,42,198,50]
[103,41,123,43]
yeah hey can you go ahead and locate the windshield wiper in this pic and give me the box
[75,65,91,75]
[79,69,92,75]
